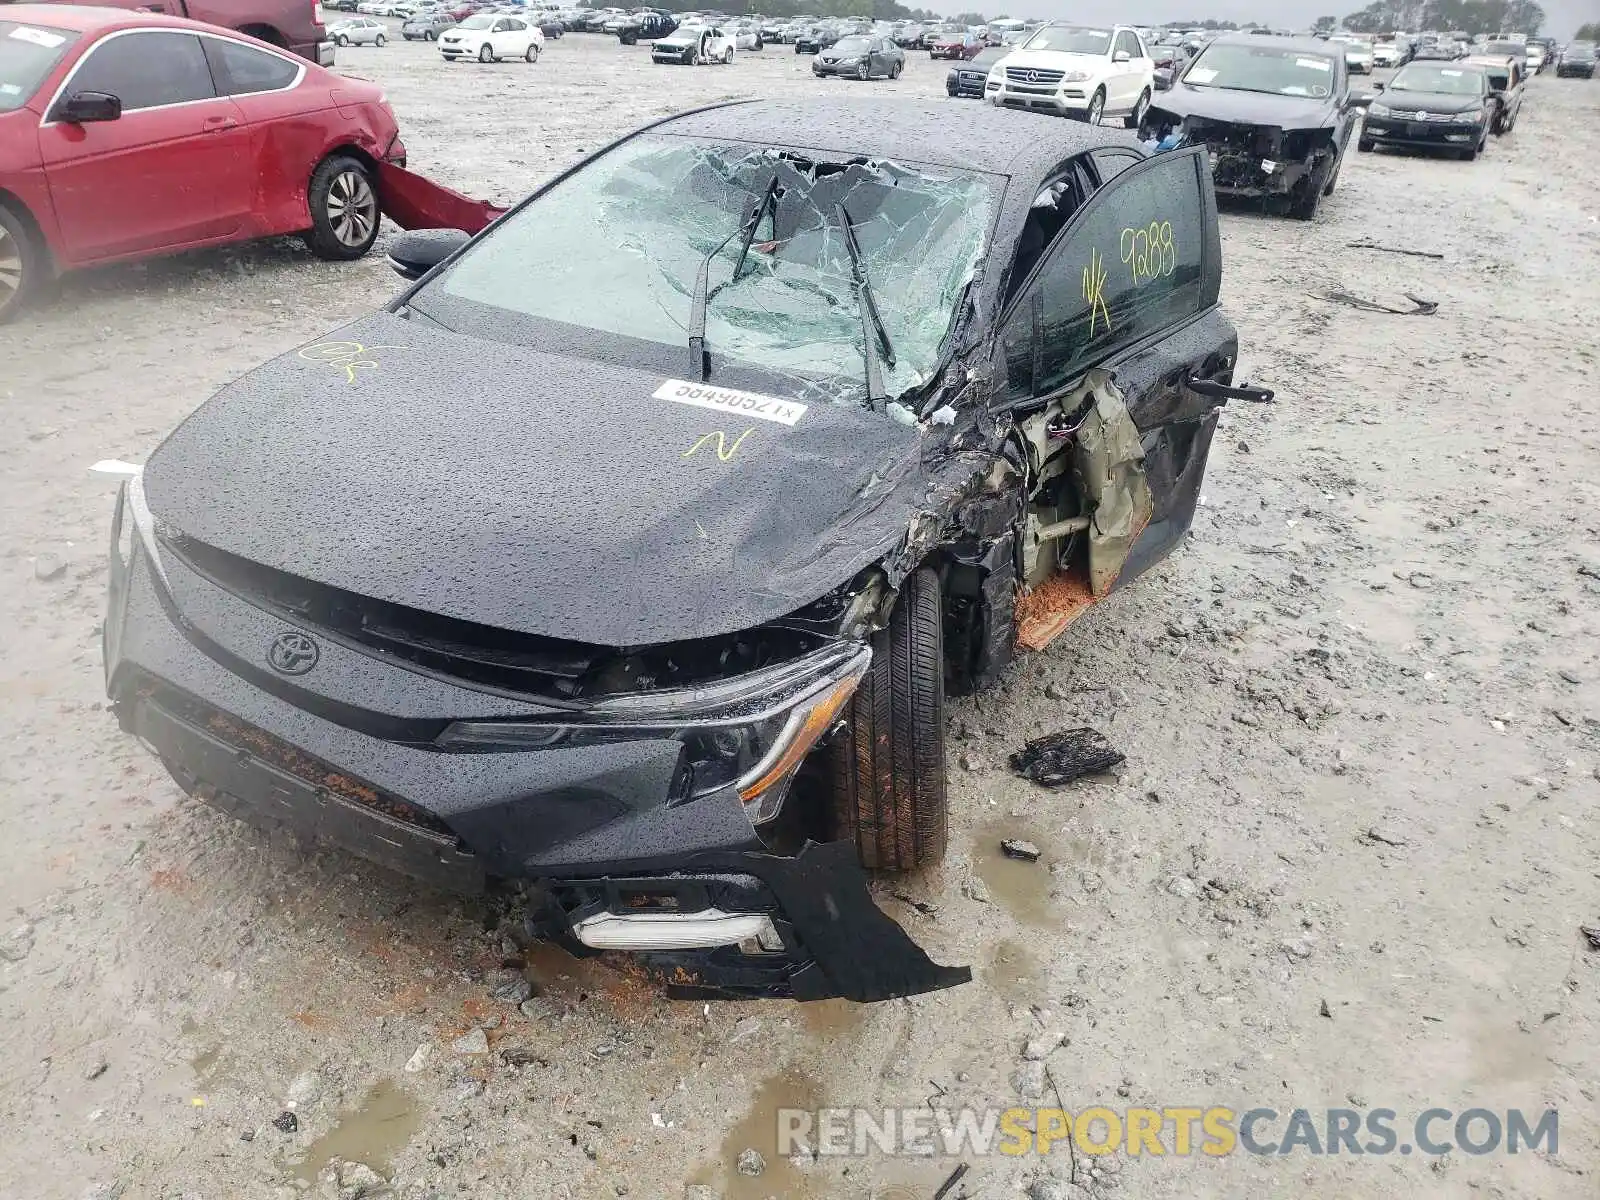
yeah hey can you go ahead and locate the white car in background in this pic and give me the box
[330,16,389,44]
[986,22,1156,126]
[1524,43,1546,71]
[651,24,735,64]
[440,12,545,61]
[1372,39,1403,67]
[1330,34,1375,73]
[728,21,764,50]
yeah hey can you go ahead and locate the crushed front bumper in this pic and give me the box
[103,482,967,1002]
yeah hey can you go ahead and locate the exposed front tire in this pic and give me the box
[856,60,869,80]
[0,203,42,325]
[304,154,380,261]
[722,47,733,63]
[478,42,493,62]
[336,33,349,46]
[1289,176,1322,220]
[829,567,948,872]
[374,33,385,46]
[890,59,902,78]
[525,42,539,61]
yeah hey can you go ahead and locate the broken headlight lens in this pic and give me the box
[436,644,870,823]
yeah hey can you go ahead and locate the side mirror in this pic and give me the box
[388,227,470,281]
[1113,49,1131,63]
[1153,67,1173,90]
[1348,91,1377,107]
[57,91,122,124]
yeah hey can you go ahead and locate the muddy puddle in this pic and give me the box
[798,997,867,1042]
[988,938,1043,1000]
[972,820,1064,927]
[690,1065,824,1199]
[294,1079,422,1183]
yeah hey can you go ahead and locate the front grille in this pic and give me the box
[1006,66,1064,84]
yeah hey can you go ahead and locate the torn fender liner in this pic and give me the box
[1075,373,1154,598]
[735,841,970,1002]
[376,162,507,235]
[564,841,971,1002]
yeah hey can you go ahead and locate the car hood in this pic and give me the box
[1151,81,1338,129]
[142,313,927,648]
[1375,88,1483,114]
[996,49,1106,71]
[654,33,696,45]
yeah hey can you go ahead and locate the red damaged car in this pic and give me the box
[0,4,406,321]
[929,30,982,60]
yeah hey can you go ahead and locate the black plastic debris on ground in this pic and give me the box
[1311,290,1439,316]
[1581,925,1600,952]
[1009,728,1124,787]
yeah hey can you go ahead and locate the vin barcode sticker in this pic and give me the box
[653,380,807,426]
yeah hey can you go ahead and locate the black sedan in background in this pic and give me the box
[1558,42,1596,78]
[1358,62,1493,159]
[947,45,1005,97]
[813,34,904,78]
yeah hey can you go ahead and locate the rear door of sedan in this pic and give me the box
[37,28,250,263]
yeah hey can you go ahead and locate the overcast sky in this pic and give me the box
[923,1,1595,38]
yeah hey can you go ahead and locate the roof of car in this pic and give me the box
[1,3,194,32]
[1206,31,1343,57]
[661,98,1137,177]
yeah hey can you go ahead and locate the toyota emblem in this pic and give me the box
[267,631,319,675]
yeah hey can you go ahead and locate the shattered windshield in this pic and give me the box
[416,136,995,408]
[1389,64,1485,94]
[1184,43,1336,97]
[0,20,79,113]
[1023,26,1111,54]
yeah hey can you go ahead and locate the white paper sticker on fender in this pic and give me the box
[653,380,807,427]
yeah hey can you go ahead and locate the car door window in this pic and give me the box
[56,30,215,115]
[1090,148,1142,183]
[1003,148,1211,401]
[1115,30,1139,59]
[203,38,300,95]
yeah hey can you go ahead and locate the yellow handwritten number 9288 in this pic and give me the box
[1119,222,1177,287]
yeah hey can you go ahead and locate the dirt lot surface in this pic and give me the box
[3,23,1599,1200]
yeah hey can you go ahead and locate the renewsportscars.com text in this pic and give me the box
[777,1106,1559,1159]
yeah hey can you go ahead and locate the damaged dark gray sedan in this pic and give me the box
[103,99,1260,1003]
[1140,34,1363,219]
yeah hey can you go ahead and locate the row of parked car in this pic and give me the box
[934,22,1554,223]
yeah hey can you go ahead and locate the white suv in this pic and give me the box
[986,23,1156,125]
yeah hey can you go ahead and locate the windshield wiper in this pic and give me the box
[834,201,896,411]
[687,175,780,380]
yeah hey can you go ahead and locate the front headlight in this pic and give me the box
[437,643,871,823]
[1452,107,1484,122]
[1060,69,1090,82]
[1367,101,1391,116]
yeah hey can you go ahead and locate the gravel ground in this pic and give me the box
[2,24,1599,1200]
